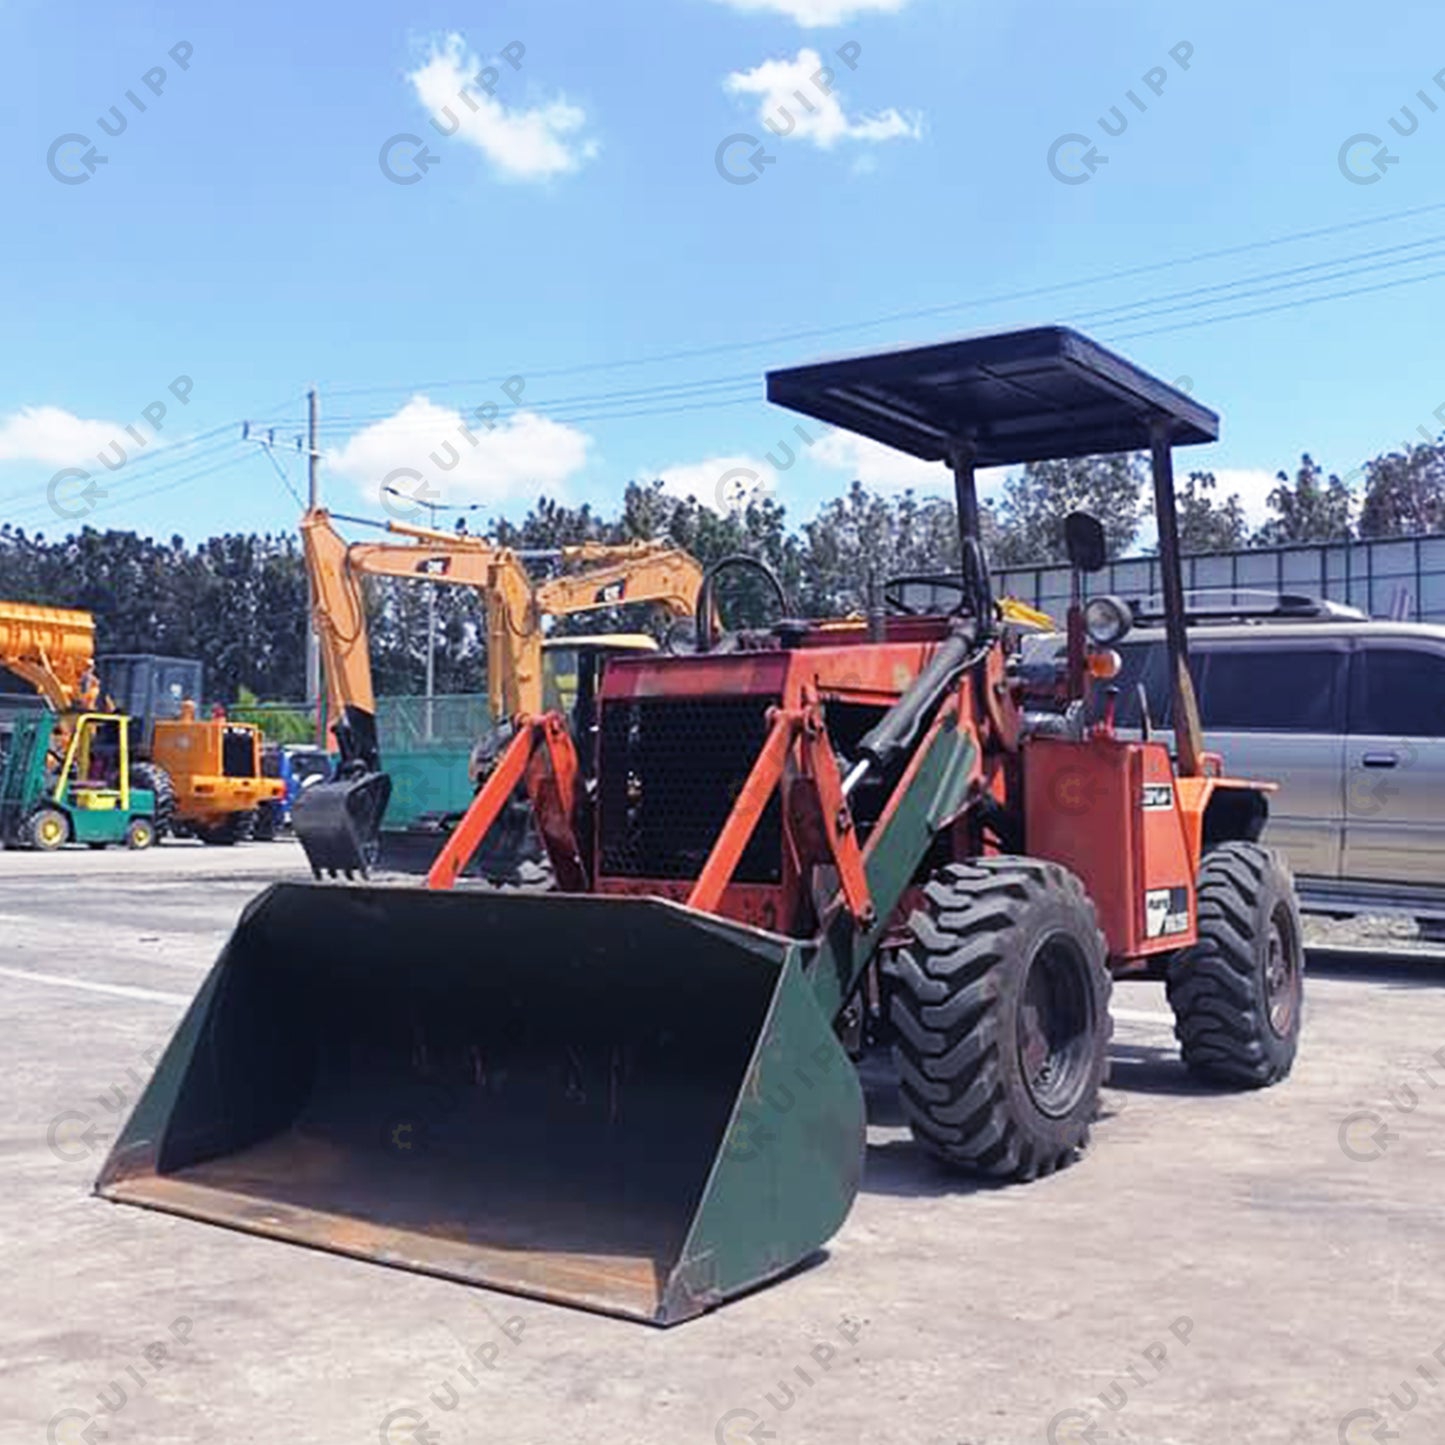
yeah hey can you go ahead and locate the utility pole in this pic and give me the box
[306,388,322,736]
[424,497,437,742]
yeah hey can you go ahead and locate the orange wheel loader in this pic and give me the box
[96,328,1304,1325]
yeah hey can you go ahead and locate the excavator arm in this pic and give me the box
[534,541,704,628]
[301,510,541,728]
[296,510,704,878]
[298,508,540,877]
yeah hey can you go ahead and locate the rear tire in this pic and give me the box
[887,857,1112,1181]
[252,802,281,841]
[1166,841,1303,1087]
[29,807,69,851]
[125,817,156,850]
[196,814,243,845]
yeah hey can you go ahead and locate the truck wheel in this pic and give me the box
[129,762,175,838]
[887,857,1112,1181]
[252,803,279,842]
[1166,841,1303,1088]
[29,807,69,851]
[125,817,156,850]
[196,811,256,845]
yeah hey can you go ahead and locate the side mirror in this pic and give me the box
[1064,512,1107,573]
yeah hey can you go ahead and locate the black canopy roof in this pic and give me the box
[765,326,1218,467]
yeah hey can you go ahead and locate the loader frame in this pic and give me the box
[96,327,1302,1328]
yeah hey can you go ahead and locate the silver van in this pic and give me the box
[1092,593,1445,937]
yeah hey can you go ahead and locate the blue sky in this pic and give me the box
[2,0,1444,544]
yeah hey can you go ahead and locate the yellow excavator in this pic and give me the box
[294,508,707,877]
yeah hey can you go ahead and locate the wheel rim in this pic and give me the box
[1016,932,1097,1118]
[36,815,64,847]
[1264,904,1300,1037]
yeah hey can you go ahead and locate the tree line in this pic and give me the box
[1,438,1441,704]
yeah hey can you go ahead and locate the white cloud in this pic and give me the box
[725,48,923,149]
[325,396,590,508]
[654,454,778,514]
[0,405,123,466]
[707,0,912,26]
[407,35,599,182]
[811,431,950,492]
[1209,468,1278,530]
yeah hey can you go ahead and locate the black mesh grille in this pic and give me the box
[222,727,255,778]
[597,695,782,882]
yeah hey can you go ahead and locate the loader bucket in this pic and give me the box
[95,883,865,1325]
[292,772,392,878]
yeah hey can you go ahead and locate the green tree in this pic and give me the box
[990,454,1146,566]
[1254,454,1353,545]
[0,524,309,702]
[1358,440,1445,538]
[1176,470,1248,553]
[797,483,959,615]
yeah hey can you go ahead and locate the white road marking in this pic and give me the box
[0,963,190,1006]
[1112,1007,1176,1026]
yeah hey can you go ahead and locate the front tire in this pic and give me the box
[29,807,69,851]
[887,857,1112,1181]
[128,762,175,838]
[1166,841,1303,1087]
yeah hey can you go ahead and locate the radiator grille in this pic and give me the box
[597,695,782,883]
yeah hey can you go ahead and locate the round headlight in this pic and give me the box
[1084,595,1132,646]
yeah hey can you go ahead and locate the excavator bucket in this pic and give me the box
[94,883,865,1325]
[292,772,392,878]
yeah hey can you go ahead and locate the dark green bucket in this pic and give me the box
[96,883,864,1324]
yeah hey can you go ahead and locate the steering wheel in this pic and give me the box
[884,575,968,617]
[694,554,792,651]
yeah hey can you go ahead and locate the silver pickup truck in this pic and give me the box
[1029,591,1445,938]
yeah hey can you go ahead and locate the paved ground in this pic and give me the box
[3,839,1445,1445]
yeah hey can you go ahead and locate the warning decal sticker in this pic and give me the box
[1145,885,1190,938]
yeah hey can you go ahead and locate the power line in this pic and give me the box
[0,423,241,513]
[243,426,307,509]
[1074,245,1445,334]
[311,383,762,436]
[278,229,1445,443]
[318,198,1445,401]
[1067,232,1445,328]
[1107,261,1445,344]
[3,438,247,526]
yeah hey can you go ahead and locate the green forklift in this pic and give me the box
[0,711,158,851]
